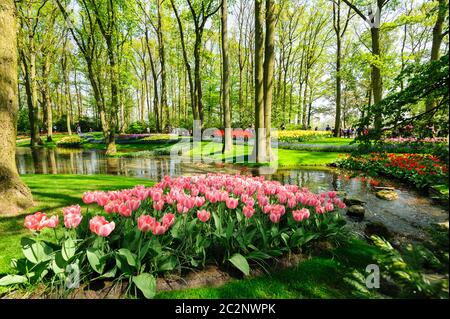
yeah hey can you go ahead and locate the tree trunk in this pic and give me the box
[194,34,204,124]
[157,0,169,130]
[0,0,34,215]
[222,0,232,152]
[253,0,266,162]
[62,52,72,135]
[334,36,342,137]
[42,55,53,142]
[170,0,197,121]
[426,0,447,112]
[370,27,382,131]
[263,0,275,159]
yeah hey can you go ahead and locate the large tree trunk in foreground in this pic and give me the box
[0,0,34,215]
[222,0,232,153]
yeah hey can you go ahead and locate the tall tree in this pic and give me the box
[222,0,232,152]
[332,0,352,137]
[186,0,222,124]
[170,0,196,121]
[342,0,392,131]
[88,0,121,155]
[0,0,34,214]
[157,0,169,130]
[17,0,49,147]
[425,0,448,112]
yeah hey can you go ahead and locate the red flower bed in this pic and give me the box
[338,152,448,188]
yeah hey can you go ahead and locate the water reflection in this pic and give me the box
[15,147,187,180]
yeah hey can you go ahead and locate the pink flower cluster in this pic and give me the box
[24,212,59,231]
[83,187,144,218]
[89,216,115,237]
[137,213,175,235]
[24,174,346,238]
[63,205,83,228]
[123,174,345,223]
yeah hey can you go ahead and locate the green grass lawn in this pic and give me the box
[183,141,340,167]
[156,239,384,299]
[297,137,354,145]
[0,174,154,277]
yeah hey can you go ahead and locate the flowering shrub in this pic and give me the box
[56,135,83,147]
[337,153,448,189]
[0,174,347,298]
[278,130,332,143]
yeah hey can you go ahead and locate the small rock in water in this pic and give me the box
[365,221,393,240]
[346,205,365,220]
[343,197,366,206]
[376,190,398,201]
[433,221,449,231]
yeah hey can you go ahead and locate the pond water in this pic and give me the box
[16,147,448,244]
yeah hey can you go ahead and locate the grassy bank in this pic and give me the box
[0,174,154,276]
[155,239,383,299]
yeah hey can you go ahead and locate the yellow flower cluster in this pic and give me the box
[277,130,332,141]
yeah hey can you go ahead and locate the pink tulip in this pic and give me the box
[126,199,141,212]
[64,213,82,229]
[338,201,346,209]
[177,203,189,214]
[118,203,132,217]
[89,216,115,237]
[137,215,157,233]
[96,194,109,207]
[197,209,211,222]
[257,195,269,206]
[153,200,165,211]
[152,223,167,235]
[243,206,255,219]
[62,204,81,216]
[82,192,96,204]
[63,205,82,229]
[151,189,163,202]
[194,196,205,207]
[287,197,297,208]
[315,206,325,214]
[328,191,337,198]
[292,208,310,222]
[325,202,334,212]
[24,212,59,231]
[162,213,175,228]
[269,212,281,223]
[104,201,116,214]
[226,197,239,210]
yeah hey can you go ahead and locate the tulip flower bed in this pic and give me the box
[337,153,449,189]
[0,174,347,298]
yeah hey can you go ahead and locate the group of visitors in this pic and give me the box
[325,125,356,138]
